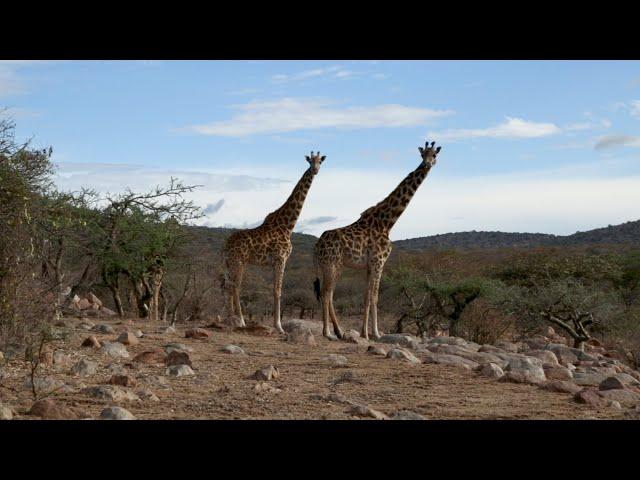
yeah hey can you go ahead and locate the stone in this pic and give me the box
[367,345,388,356]
[100,406,136,420]
[541,325,555,337]
[614,372,640,387]
[29,399,78,420]
[349,404,389,420]
[220,344,245,355]
[133,330,144,338]
[83,385,140,402]
[0,351,4,364]
[574,387,607,407]
[421,351,478,370]
[116,331,139,346]
[71,359,98,377]
[93,324,115,334]
[52,351,72,367]
[427,336,470,347]
[281,319,323,336]
[108,375,138,387]
[598,389,640,405]
[526,350,560,367]
[160,326,176,334]
[165,350,193,367]
[478,344,505,354]
[478,362,504,380]
[324,354,349,366]
[286,326,317,346]
[164,343,193,353]
[133,349,167,365]
[573,372,611,387]
[88,292,102,307]
[543,365,574,381]
[426,344,503,365]
[100,307,117,317]
[386,347,421,364]
[378,334,420,349]
[599,376,625,391]
[254,382,282,394]
[137,389,160,402]
[343,329,367,344]
[24,376,65,395]
[252,365,279,381]
[494,341,519,353]
[541,380,582,395]
[81,335,101,348]
[608,400,622,410]
[390,410,426,420]
[76,298,92,310]
[0,404,14,420]
[503,357,546,384]
[544,344,580,366]
[166,365,195,377]
[77,320,95,330]
[185,328,212,339]
[99,341,130,359]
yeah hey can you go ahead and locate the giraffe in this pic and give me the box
[222,152,325,334]
[313,141,441,340]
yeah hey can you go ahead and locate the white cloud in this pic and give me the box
[0,60,54,97]
[429,117,562,141]
[271,65,349,83]
[594,135,640,150]
[181,98,454,137]
[630,100,640,118]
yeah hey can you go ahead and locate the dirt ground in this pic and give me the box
[0,316,630,420]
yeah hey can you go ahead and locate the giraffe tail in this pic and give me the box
[313,277,321,302]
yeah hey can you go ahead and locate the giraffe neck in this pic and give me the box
[264,167,315,232]
[360,162,433,232]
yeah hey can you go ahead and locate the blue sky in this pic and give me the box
[2,60,640,240]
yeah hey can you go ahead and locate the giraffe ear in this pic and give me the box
[305,156,311,163]
[320,155,326,162]
[419,147,424,155]
[435,146,441,154]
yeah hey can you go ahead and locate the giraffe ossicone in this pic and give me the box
[313,141,442,340]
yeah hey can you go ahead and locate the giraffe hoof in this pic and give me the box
[324,333,339,341]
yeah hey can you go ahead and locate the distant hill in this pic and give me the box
[394,220,640,251]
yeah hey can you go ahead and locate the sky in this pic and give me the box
[1,60,640,240]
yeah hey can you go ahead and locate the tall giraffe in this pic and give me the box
[314,141,441,340]
[222,152,325,333]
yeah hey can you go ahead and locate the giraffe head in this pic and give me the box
[418,140,441,168]
[305,151,326,175]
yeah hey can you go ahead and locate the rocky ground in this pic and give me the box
[1,316,639,420]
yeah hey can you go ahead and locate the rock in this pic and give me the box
[99,341,130,359]
[0,404,14,420]
[526,350,560,367]
[597,389,640,405]
[541,325,555,337]
[386,347,421,364]
[71,359,98,377]
[573,372,611,387]
[81,335,101,348]
[544,365,574,381]
[544,344,580,366]
[165,350,193,367]
[390,410,426,420]
[281,319,323,336]
[39,347,54,365]
[574,387,607,407]
[426,344,503,365]
[541,380,582,395]
[76,298,92,310]
[503,357,546,384]
[478,344,505,354]
[599,376,626,391]
[83,385,140,402]
[137,389,160,402]
[185,328,212,339]
[608,400,622,409]
[24,376,65,395]
[93,324,115,334]
[478,362,504,380]
[254,382,282,394]
[367,345,388,356]
[378,334,420,349]
[349,404,389,420]
[52,351,72,367]
[0,351,4,364]
[160,326,176,334]
[108,375,138,387]
[613,372,640,387]
[427,336,473,347]
[324,354,349,366]
[494,341,519,353]
[286,326,317,346]
[29,399,78,419]
[164,343,193,353]
[116,331,139,346]
[133,349,167,365]
[133,330,144,338]
[421,351,478,370]
[100,406,136,420]
[100,307,117,317]
[220,344,245,355]
[166,365,195,377]
[342,329,367,344]
[88,292,102,307]
[252,365,279,381]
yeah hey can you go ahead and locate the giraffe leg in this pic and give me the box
[370,272,383,339]
[321,267,340,339]
[228,263,245,327]
[360,272,372,340]
[328,286,343,339]
[273,260,286,334]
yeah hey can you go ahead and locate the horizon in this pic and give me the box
[2,60,640,240]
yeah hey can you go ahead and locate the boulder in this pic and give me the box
[503,357,546,384]
[426,344,503,365]
[543,365,574,381]
[343,329,367,345]
[160,326,176,334]
[137,389,160,402]
[494,341,519,353]
[252,365,279,381]
[390,410,426,420]
[0,404,13,420]
[99,307,117,317]
[421,351,479,370]
[349,404,389,420]
[99,341,130,359]
[254,382,282,394]
[597,389,640,405]
[185,328,212,339]
[83,385,140,402]
[526,350,560,367]
[386,347,421,364]
[599,376,626,391]
[100,406,136,420]
[88,292,102,307]
[324,354,349,367]
[427,336,471,347]
[286,326,317,346]
[24,376,65,395]
[574,387,607,407]
[116,331,139,346]
[52,351,72,367]
[220,344,245,355]
[93,324,115,334]
[76,298,92,310]
[478,362,504,380]
[29,399,78,420]
[108,375,138,387]
[378,334,420,350]
[164,343,193,353]
[544,344,580,366]
[71,359,98,377]
[166,365,195,377]
[165,350,193,367]
[541,380,582,395]
[367,345,388,356]
[81,335,101,348]
[281,319,323,336]
[573,372,611,387]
